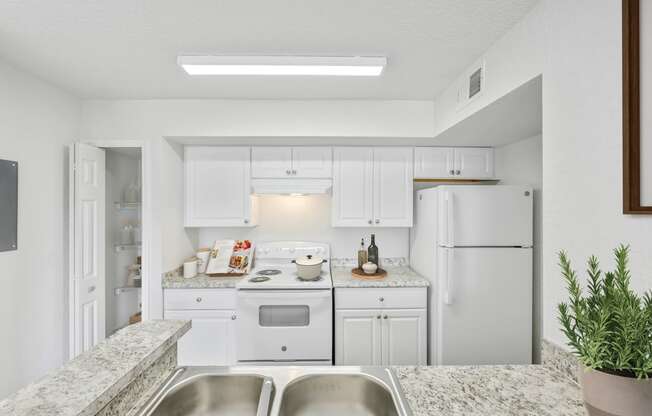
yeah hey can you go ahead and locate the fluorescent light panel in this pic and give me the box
[178,55,386,76]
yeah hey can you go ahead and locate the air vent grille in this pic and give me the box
[469,67,482,99]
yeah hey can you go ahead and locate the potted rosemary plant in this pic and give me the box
[558,245,652,416]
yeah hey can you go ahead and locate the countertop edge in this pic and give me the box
[0,320,191,416]
[81,320,191,416]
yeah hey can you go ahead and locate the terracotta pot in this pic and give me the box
[580,365,652,416]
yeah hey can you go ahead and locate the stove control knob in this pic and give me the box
[281,346,287,352]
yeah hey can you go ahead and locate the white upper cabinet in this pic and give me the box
[291,147,332,178]
[252,147,332,178]
[332,147,413,227]
[332,147,374,227]
[251,147,293,178]
[414,147,454,178]
[454,147,494,178]
[414,147,494,179]
[184,146,255,227]
[373,147,414,227]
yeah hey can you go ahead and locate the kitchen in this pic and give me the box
[1,1,651,415]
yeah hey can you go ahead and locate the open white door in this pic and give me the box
[70,143,106,358]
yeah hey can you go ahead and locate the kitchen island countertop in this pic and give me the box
[0,320,190,416]
[396,365,585,416]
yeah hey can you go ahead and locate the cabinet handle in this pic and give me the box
[455,170,461,175]
[231,315,237,320]
[286,170,291,175]
[244,219,249,224]
[375,219,380,224]
[376,315,381,319]
[449,169,455,175]
[292,169,297,175]
[195,297,202,303]
[383,315,388,319]
[379,297,384,302]
[368,220,373,225]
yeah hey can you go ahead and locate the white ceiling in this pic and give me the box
[0,0,538,99]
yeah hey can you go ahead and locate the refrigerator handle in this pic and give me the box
[446,191,455,247]
[443,249,454,305]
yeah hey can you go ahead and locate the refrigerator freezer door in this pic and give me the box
[436,247,532,365]
[438,185,533,247]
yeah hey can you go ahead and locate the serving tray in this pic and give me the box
[351,267,387,280]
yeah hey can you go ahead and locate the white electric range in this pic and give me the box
[235,241,333,365]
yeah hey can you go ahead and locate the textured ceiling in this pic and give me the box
[0,0,538,99]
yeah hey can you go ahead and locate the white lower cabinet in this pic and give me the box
[335,288,427,365]
[164,289,237,366]
[335,309,383,365]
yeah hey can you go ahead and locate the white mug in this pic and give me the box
[196,248,210,274]
[183,258,198,279]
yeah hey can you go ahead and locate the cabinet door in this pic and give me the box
[382,309,427,365]
[291,147,332,178]
[454,148,494,179]
[414,147,454,178]
[165,309,237,366]
[332,147,374,227]
[335,309,382,365]
[373,147,414,227]
[184,147,253,227]
[251,147,293,178]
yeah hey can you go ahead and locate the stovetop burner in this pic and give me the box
[256,269,282,276]
[249,275,271,283]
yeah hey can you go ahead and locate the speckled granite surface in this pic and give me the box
[542,339,579,383]
[162,270,243,289]
[331,258,430,288]
[395,365,585,416]
[96,344,177,416]
[0,320,190,416]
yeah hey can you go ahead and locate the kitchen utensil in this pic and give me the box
[291,254,327,280]
[196,248,210,274]
[183,257,198,278]
[362,262,378,274]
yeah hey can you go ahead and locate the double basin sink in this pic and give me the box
[137,366,412,416]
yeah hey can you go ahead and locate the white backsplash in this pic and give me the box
[197,194,410,259]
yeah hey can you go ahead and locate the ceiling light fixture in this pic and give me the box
[177,55,386,76]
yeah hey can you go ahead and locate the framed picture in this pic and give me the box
[623,0,652,213]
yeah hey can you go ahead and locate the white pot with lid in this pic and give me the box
[291,254,327,280]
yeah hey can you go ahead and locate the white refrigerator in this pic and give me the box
[410,185,533,365]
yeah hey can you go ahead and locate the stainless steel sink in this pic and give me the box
[278,374,400,416]
[136,366,411,416]
[138,371,274,416]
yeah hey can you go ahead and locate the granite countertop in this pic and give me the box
[162,271,243,289]
[331,258,430,288]
[395,365,585,416]
[0,320,190,416]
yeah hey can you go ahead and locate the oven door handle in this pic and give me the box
[237,290,331,300]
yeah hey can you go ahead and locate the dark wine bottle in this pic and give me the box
[368,234,379,266]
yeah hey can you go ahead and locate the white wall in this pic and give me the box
[80,100,433,318]
[541,0,652,347]
[198,195,409,259]
[495,135,542,362]
[434,0,652,349]
[0,60,80,397]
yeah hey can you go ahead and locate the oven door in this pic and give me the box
[236,290,332,362]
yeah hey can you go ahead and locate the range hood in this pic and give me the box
[251,179,332,195]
